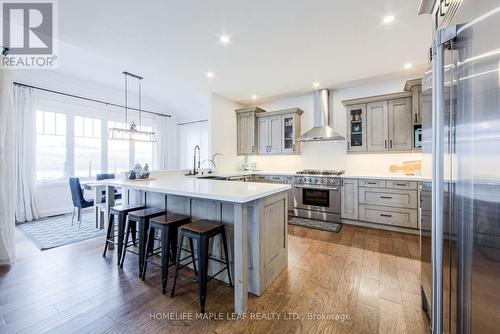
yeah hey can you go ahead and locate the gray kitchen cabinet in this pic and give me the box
[388,97,412,151]
[284,176,294,211]
[343,78,420,154]
[341,178,358,220]
[236,107,265,155]
[258,115,282,154]
[366,101,389,151]
[269,116,282,154]
[239,108,302,156]
[257,117,270,154]
[282,111,302,154]
[346,104,366,152]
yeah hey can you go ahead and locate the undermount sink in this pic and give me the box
[196,175,221,179]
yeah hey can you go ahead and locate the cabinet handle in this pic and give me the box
[331,187,339,191]
[380,214,393,217]
[252,146,255,152]
[385,140,387,149]
[380,196,392,199]
[348,142,351,150]
[367,182,377,184]
[293,144,296,151]
[396,183,407,186]
[390,140,393,149]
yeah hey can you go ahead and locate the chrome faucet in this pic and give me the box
[192,145,201,175]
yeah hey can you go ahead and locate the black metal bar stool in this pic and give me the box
[120,207,166,275]
[103,203,146,264]
[141,213,196,293]
[171,219,232,313]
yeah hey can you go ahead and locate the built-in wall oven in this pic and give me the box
[293,170,343,223]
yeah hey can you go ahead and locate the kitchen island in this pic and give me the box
[92,175,290,314]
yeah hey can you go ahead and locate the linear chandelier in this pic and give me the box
[108,71,157,142]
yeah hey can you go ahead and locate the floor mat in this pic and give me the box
[288,217,342,233]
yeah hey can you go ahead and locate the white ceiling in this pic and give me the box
[49,0,432,119]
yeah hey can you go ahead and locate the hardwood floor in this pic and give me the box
[0,224,429,334]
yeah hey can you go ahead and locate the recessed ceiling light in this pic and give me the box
[219,35,230,44]
[383,15,395,24]
[403,63,413,69]
[251,94,258,100]
[312,82,321,88]
[206,71,215,79]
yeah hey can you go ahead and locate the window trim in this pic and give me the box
[35,98,157,184]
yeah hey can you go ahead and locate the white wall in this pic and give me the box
[209,94,243,172]
[226,78,421,174]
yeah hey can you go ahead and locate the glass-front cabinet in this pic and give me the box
[346,104,366,152]
[282,113,297,153]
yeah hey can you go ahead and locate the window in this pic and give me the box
[134,125,154,168]
[74,116,101,178]
[108,121,130,173]
[178,120,209,169]
[36,110,67,182]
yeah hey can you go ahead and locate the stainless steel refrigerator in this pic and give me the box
[420,1,500,333]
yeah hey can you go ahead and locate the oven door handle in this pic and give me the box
[294,185,339,190]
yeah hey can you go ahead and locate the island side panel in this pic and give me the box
[258,191,288,290]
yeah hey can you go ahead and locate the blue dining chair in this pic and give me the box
[69,177,94,228]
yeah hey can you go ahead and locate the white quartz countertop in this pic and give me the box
[210,170,422,181]
[90,176,290,203]
[340,173,421,181]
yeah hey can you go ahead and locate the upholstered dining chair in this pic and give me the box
[69,177,94,228]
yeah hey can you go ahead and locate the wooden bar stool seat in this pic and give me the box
[141,213,195,294]
[103,203,146,264]
[171,219,233,313]
[120,207,166,275]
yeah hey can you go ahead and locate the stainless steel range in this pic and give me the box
[293,169,344,223]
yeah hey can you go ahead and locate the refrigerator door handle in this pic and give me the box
[431,25,456,334]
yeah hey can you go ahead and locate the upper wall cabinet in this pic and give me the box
[346,104,366,152]
[256,108,303,155]
[343,78,422,153]
[236,107,265,155]
[367,101,389,151]
[388,97,412,151]
[236,107,303,156]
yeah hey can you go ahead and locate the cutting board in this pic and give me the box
[389,160,421,175]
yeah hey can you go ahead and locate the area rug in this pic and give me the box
[288,217,342,233]
[16,209,105,250]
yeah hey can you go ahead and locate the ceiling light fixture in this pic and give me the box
[312,82,321,88]
[219,35,231,44]
[404,63,413,69]
[251,94,257,100]
[108,71,157,142]
[383,15,395,24]
[206,71,215,79]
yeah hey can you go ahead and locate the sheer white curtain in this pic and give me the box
[177,120,209,170]
[13,86,39,222]
[0,65,16,264]
[154,115,171,170]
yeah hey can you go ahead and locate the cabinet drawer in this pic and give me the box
[359,187,417,209]
[359,179,386,188]
[268,175,285,183]
[359,204,418,228]
[253,175,269,182]
[386,180,417,190]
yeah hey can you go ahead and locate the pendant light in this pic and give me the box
[108,71,157,142]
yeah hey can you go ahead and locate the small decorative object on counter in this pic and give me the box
[139,163,150,179]
[128,170,136,180]
[133,163,142,174]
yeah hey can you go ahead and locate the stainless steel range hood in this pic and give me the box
[298,89,345,142]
